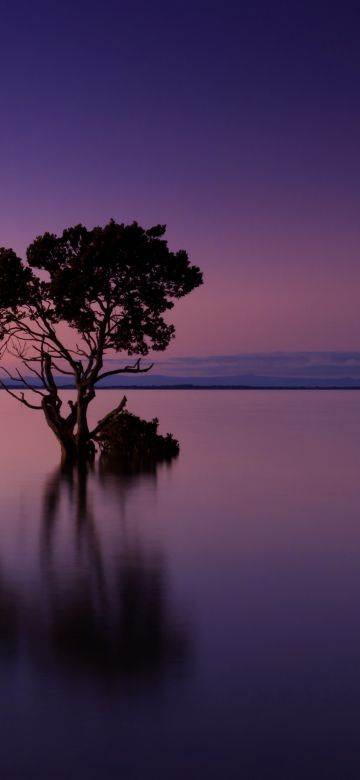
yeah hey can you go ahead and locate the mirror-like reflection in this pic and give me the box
[0,462,189,688]
[2,390,360,779]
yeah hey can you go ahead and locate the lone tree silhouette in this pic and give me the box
[0,221,203,463]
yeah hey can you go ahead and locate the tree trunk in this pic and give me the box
[75,387,96,463]
[42,386,95,466]
[42,396,78,466]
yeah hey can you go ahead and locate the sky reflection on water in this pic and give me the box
[0,390,360,778]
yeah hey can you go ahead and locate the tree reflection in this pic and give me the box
[0,572,19,659]
[0,461,189,688]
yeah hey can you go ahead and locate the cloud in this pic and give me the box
[149,352,360,379]
[102,352,360,383]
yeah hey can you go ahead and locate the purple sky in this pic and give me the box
[1,1,359,361]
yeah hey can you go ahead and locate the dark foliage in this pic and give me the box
[96,403,179,470]
[25,220,203,353]
[0,220,202,463]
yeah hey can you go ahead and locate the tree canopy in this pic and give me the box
[0,220,203,462]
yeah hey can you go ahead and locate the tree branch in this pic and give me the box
[90,395,127,438]
[0,381,43,410]
[94,359,154,384]
[15,369,47,397]
[0,366,46,398]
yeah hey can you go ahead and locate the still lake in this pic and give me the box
[0,389,360,779]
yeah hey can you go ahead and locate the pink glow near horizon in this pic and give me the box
[0,3,359,360]
[3,212,359,367]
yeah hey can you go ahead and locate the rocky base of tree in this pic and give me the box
[95,397,179,471]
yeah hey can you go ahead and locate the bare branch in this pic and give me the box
[0,366,21,383]
[0,364,45,399]
[43,350,58,395]
[21,358,47,386]
[51,361,76,377]
[15,369,47,397]
[75,342,91,358]
[95,359,154,384]
[90,395,127,438]
[0,381,43,410]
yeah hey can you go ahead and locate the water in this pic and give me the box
[0,389,360,779]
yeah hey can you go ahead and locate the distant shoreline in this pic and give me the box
[91,385,360,390]
[2,385,360,391]
[92,385,360,390]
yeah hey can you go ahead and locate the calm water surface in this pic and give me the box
[0,390,360,779]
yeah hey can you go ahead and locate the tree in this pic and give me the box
[0,220,203,463]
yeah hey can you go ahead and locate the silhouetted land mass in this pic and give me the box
[95,396,179,468]
[2,383,360,391]
[0,220,202,464]
[90,384,360,390]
